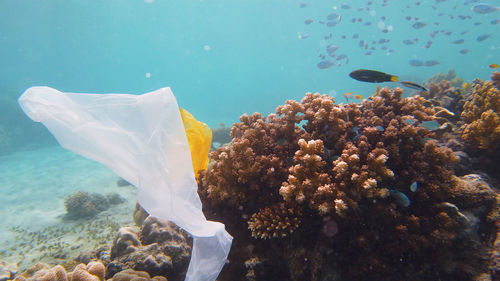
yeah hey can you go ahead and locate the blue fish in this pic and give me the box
[326,44,339,54]
[403,119,417,125]
[317,60,334,69]
[375,125,385,132]
[409,59,424,66]
[424,60,440,67]
[410,181,418,192]
[412,22,427,29]
[477,34,491,41]
[420,120,441,131]
[471,3,499,14]
[390,190,410,207]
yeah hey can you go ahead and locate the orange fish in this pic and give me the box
[344,92,363,102]
[489,63,499,69]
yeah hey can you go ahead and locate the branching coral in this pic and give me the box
[461,80,500,150]
[199,87,494,281]
[248,203,301,239]
[427,69,464,87]
[491,71,500,90]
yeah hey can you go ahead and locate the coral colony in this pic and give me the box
[199,73,500,281]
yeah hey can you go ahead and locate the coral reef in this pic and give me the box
[64,192,124,220]
[132,203,149,227]
[12,261,166,281]
[423,79,467,117]
[460,80,500,151]
[492,71,500,90]
[13,261,104,281]
[427,69,464,88]
[110,269,167,281]
[199,88,498,281]
[106,216,191,281]
[248,203,301,239]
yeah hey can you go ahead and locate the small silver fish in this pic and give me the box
[409,59,424,66]
[317,60,334,69]
[477,34,491,41]
[412,22,427,29]
[471,3,499,14]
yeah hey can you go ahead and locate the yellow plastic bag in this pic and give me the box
[180,108,212,181]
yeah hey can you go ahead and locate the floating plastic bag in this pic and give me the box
[18,87,232,281]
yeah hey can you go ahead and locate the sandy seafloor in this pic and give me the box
[0,145,137,269]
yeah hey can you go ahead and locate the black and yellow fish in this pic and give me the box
[349,69,399,83]
[349,69,427,92]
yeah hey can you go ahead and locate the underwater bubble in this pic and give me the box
[386,25,393,32]
[145,72,151,78]
[377,21,386,30]
[204,45,211,51]
[369,10,376,16]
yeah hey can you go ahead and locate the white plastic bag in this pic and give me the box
[18,86,232,281]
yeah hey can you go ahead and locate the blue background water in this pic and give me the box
[0,0,499,152]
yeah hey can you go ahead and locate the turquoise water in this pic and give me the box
[1,0,498,133]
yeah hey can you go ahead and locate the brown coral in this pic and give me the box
[13,262,167,281]
[107,217,190,281]
[492,71,500,90]
[198,87,492,281]
[248,203,301,239]
[14,262,104,281]
[461,80,500,150]
[110,269,167,281]
[279,139,334,214]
